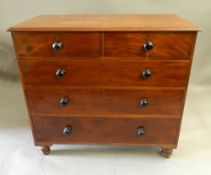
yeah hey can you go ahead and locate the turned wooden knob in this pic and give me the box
[144,41,154,52]
[160,148,173,158]
[139,98,148,107]
[41,146,51,155]
[137,127,145,137]
[63,126,72,136]
[60,97,70,107]
[56,69,65,79]
[52,41,63,52]
[142,69,152,80]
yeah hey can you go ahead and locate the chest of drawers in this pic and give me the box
[9,15,198,158]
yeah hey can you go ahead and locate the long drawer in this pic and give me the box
[26,88,184,116]
[104,32,195,59]
[13,32,101,57]
[20,60,190,87]
[32,116,179,146]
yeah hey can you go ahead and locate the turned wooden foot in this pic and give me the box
[160,148,173,158]
[41,146,51,155]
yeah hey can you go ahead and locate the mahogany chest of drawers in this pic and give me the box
[9,15,198,157]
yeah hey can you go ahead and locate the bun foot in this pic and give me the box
[160,148,173,158]
[41,146,51,155]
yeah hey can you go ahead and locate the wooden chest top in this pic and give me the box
[8,14,198,31]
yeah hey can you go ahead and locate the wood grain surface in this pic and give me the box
[104,32,196,59]
[26,87,185,116]
[13,32,101,57]
[32,116,179,146]
[20,59,191,87]
[8,14,199,32]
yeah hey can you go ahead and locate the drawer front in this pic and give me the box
[26,88,184,116]
[104,32,195,59]
[32,116,179,146]
[13,32,101,57]
[21,60,190,87]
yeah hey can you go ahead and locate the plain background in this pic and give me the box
[0,0,211,175]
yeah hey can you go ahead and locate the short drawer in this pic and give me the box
[32,116,179,146]
[26,88,184,116]
[20,60,190,87]
[104,32,196,59]
[13,32,101,57]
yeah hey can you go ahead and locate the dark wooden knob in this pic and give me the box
[139,98,148,107]
[137,127,145,137]
[56,69,65,79]
[142,69,152,79]
[52,41,63,52]
[60,97,69,107]
[144,41,153,52]
[63,126,72,136]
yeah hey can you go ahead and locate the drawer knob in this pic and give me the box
[142,69,152,79]
[52,41,63,52]
[56,69,65,79]
[63,126,72,136]
[137,127,145,137]
[139,98,148,107]
[144,41,154,52]
[60,97,70,106]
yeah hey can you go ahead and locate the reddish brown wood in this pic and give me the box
[41,146,51,155]
[20,59,191,87]
[13,32,101,57]
[32,116,179,146]
[10,33,39,145]
[8,14,199,32]
[160,148,173,158]
[8,15,199,157]
[104,32,196,59]
[175,33,198,145]
[25,87,185,116]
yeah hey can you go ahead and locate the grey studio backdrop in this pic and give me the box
[0,1,211,175]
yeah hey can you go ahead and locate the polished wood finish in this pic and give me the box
[9,15,198,157]
[20,60,190,87]
[26,88,185,116]
[8,14,199,32]
[13,32,101,57]
[104,32,196,59]
[33,116,179,146]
